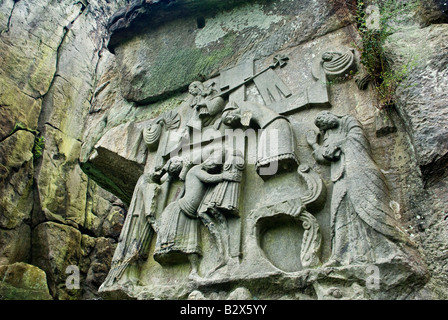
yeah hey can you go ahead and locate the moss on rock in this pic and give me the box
[0,263,52,300]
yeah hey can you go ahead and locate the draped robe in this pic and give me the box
[315,115,409,265]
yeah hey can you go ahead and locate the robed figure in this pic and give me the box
[153,151,241,279]
[99,157,185,291]
[222,101,299,178]
[307,111,411,266]
[197,149,245,275]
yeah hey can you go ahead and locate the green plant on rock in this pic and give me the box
[8,122,45,160]
[11,122,37,135]
[32,135,45,160]
[354,0,419,108]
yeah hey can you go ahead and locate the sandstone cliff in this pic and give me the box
[0,0,447,300]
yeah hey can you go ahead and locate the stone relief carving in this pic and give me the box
[222,101,299,178]
[98,47,426,299]
[100,156,185,290]
[306,111,412,266]
[197,149,245,274]
[143,111,182,172]
[153,149,242,279]
[312,49,356,82]
[248,163,326,273]
[186,81,225,130]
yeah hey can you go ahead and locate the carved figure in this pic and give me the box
[198,149,245,274]
[153,150,241,278]
[99,156,184,291]
[222,101,299,177]
[307,111,410,266]
[201,149,245,216]
[187,81,225,130]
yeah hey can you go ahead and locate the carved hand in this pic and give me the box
[306,130,319,147]
[322,143,342,161]
[222,171,242,182]
[286,198,304,217]
[149,170,164,183]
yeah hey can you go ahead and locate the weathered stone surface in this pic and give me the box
[0,122,35,270]
[79,50,137,164]
[0,1,86,98]
[38,1,127,141]
[418,0,448,26]
[0,224,31,266]
[79,51,188,201]
[110,0,355,104]
[0,130,34,232]
[0,0,14,33]
[0,129,34,169]
[79,235,118,299]
[31,219,121,300]
[0,0,447,302]
[32,0,128,228]
[85,184,126,239]
[227,287,253,300]
[385,24,448,185]
[32,222,82,298]
[0,76,42,142]
[0,0,126,301]
[0,262,52,300]
[33,126,88,228]
[82,121,148,203]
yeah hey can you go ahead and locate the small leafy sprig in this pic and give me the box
[355,0,419,108]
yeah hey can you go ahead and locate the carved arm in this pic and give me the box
[306,130,329,164]
[196,168,241,184]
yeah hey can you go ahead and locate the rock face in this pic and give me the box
[108,0,354,105]
[0,0,128,300]
[0,0,447,300]
[0,262,52,300]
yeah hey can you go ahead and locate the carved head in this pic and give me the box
[315,111,340,131]
[189,81,205,96]
[202,150,224,173]
[167,156,184,176]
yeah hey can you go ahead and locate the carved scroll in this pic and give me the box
[297,164,327,210]
[143,110,181,171]
[297,210,322,268]
[312,48,357,81]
